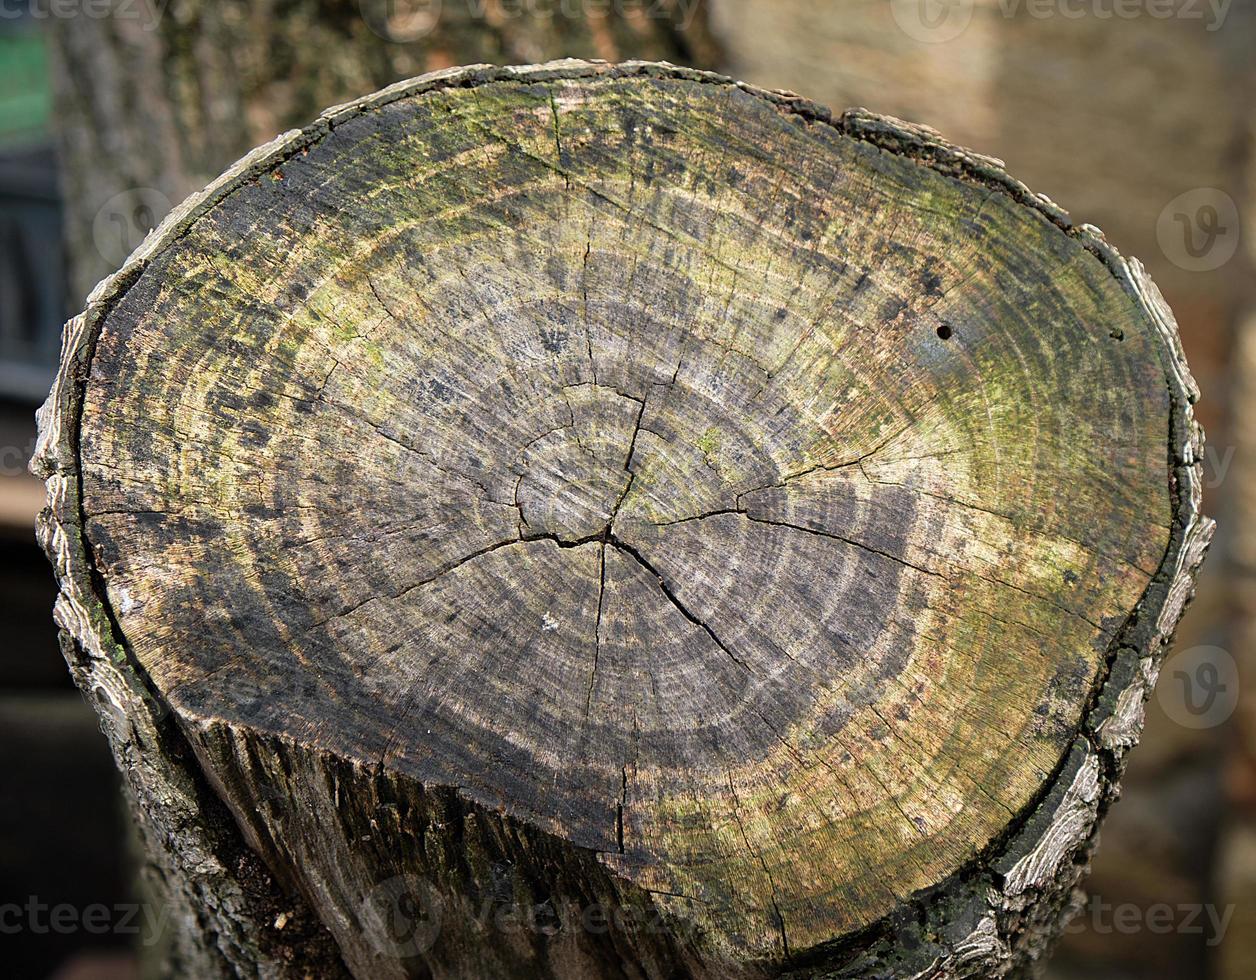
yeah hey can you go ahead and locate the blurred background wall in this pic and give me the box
[0,1,1249,977]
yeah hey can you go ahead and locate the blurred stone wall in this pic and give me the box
[1216,17,1256,979]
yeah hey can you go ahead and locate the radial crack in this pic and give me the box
[607,390,648,525]
[609,534,751,673]
[585,543,607,719]
[726,770,790,958]
[617,765,627,854]
[652,507,944,580]
[300,534,525,633]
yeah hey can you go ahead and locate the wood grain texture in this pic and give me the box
[50,0,721,305]
[34,61,1212,979]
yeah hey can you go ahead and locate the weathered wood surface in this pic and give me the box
[50,0,720,306]
[34,60,1211,978]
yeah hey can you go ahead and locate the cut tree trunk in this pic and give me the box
[33,61,1212,979]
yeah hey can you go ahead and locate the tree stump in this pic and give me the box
[34,61,1212,979]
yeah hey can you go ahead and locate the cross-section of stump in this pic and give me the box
[34,61,1213,979]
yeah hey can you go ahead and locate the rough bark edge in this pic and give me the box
[29,59,1213,978]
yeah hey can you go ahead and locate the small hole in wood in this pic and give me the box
[936,324,953,340]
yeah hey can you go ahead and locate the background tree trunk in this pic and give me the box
[35,60,1210,978]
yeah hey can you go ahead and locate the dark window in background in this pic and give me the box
[0,3,65,404]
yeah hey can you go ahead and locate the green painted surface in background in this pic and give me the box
[0,30,52,145]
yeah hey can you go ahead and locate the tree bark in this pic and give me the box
[48,0,721,307]
[34,61,1210,978]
